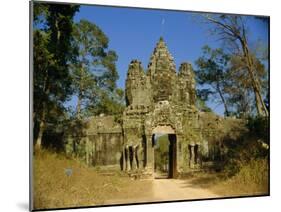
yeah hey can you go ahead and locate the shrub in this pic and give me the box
[246,116,269,142]
[217,158,269,195]
[221,115,269,177]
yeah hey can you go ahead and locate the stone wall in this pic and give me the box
[65,116,124,169]
[199,112,247,160]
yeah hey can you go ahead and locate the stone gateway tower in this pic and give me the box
[66,37,245,178]
[123,37,199,177]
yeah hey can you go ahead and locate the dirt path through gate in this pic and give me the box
[152,178,219,201]
[105,178,220,205]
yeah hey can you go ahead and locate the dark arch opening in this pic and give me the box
[153,133,177,179]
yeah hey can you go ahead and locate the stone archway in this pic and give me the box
[152,126,177,178]
[152,125,175,134]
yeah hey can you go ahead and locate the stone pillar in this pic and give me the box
[145,134,154,176]
[189,144,195,169]
[132,146,137,170]
[136,145,142,169]
[125,146,130,171]
[196,144,202,168]
[122,146,126,171]
[85,137,89,165]
[176,135,183,174]
[194,144,199,165]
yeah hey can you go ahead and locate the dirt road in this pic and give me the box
[152,178,219,201]
[106,178,219,205]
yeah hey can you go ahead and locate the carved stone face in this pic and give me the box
[123,37,197,144]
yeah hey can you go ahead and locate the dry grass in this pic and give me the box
[212,159,269,196]
[33,151,269,210]
[33,150,152,210]
[186,158,269,197]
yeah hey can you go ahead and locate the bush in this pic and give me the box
[217,158,269,195]
[246,116,269,142]
[221,116,269,177]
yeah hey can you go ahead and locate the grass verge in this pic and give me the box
[185,158,269,197]
[33,150,152,210]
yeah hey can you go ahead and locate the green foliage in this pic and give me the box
[157,135,169,152]
[33,3,48,26]
[154,135,169,172]
[33,29,51,117]
[202,14,269,117]
[195,41,268,117]
[195,46,231,116]
[225,54,268,117]
[196,46,230,85]
[33,3,124,151]
[84,89,125,116]
[221,116,269,177]
[246,116,269,142]
[196,93,212,112]
[70,19,123,118]
[33,3,79,149]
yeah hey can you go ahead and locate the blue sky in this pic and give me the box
[73,5,269,115]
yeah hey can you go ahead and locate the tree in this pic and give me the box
[225,54,268,117]
[203,14,269,117]
[86,88,125,116]
[196,95,212,113]
[195,46,231,116]
[70,19,120,119]
[33,3,79,150]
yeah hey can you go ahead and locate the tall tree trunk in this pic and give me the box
[76,92,82,119]
[242,41,268,116]
[34,69,50,151]
[76,65,84,119]
[217,84,230,117]
[240,89,250,118]
[253,84,265,116]
[205,16,268,117]
[35,105,46,151]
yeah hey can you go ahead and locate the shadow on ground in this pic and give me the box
[179,172,223,190]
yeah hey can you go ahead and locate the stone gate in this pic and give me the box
[121,37,200,177]
[65,37,246,178]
